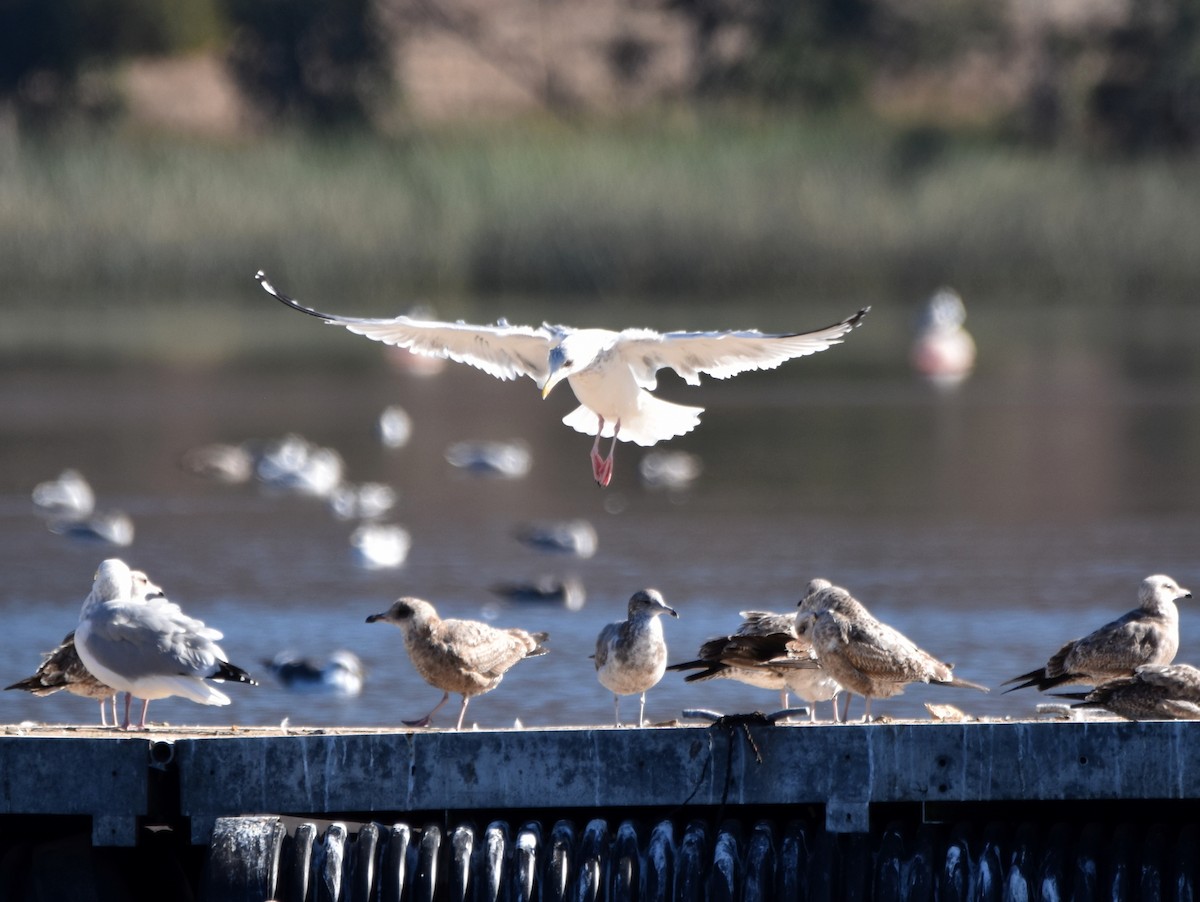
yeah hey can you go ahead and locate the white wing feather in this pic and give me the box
[340,319,555,383]
[256,271,554,383]
[616,309,869,388]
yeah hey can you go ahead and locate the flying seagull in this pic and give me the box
[257,271,869,486]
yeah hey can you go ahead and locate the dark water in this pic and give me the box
[2,302,1199,728]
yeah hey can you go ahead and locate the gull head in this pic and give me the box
[797,583,851,617]
[628,588,679,620]
[130,569,166,602]
[541,332,608,399]
[795,610,818,640]
[541,342,574,399]
[1139,574,1191,609]
[93,558,134,601]
[366,597,436,632]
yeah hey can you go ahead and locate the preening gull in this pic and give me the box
[667,599,841,721]
[366,597,548,729]
[6,568,164,726]
[593,589,678,726]
[74,559,256,730]
[258,271,868,486]
[1004,574,1191,693]
[798,583,988,721]
[1058,663,1200,720]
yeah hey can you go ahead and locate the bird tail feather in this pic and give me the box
[562,396,703,446]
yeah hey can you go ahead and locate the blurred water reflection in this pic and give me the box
[1,301,1198,728]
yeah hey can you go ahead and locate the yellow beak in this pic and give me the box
[541,371,564,399]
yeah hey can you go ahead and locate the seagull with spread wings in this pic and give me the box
[257,272,868,486]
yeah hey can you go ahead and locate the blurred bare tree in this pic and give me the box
[0,0,222,124]
[1086,0,1200,153]
[221,0,393,127]
[5,0,1200,153]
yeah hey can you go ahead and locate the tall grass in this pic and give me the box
[4,113,1200,359]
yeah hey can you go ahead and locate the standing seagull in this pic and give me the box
[594,589,678,726]
[798,584,988,721]
[74,559,255,730]
[257,272,868,486]
[6,632,117,724]
[367,597,548,729]
[1059,663,1200,721]
[6,569,164,726]
[667,607,841,721]
[667,577,839,719]
[1004,574,1191,693]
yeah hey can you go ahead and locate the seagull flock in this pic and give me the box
[7,558,1195,730]
[7,276,1195,730]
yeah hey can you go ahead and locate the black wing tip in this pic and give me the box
[1001,669,1072,694]
[785,305,872,340]
[254,270,335,321]
[215,660,258,686]
[846,306,870,328]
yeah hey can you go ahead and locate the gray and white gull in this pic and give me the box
[74,559,255,730]
[257,271,868,486]
[6,568,164,726]
[593,589,678,726]
[1004,574,1191,693]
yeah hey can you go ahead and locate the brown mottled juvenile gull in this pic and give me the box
[797,583,988,721]
[366,597,548,729]
[6,568,164,726]
[594,589,678,726]
[6,632,117,724]
[74,559,256,730]
[1059,663,1200,720]
[667,587,842,721]
[1003,574,1191,694]
[258,271,868,487]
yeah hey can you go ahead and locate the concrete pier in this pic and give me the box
[1,718,1198,845]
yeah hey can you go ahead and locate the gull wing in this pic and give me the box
[615,307,869,389]
[258,271,555,383]
[84,600,226,680]
[1133,663,1200,695]
[830,615,952,683]
[437,619,539,678]
[1063,613,1173,676]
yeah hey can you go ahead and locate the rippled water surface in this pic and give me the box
[3,302,1199,728]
